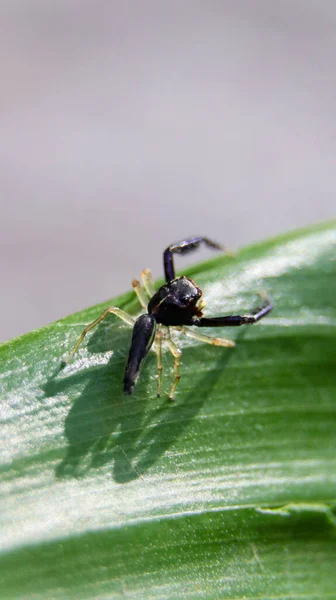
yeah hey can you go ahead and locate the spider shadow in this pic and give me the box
[43,320,150,479]
[43,322,246,483]
[112,329,250,483]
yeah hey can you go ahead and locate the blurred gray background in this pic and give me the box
[1,1,335,342]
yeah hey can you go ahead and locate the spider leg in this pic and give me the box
[175,326,235,347]
[164,236,225,282]
[194,294,273,327]
[141,268,156,298]
[164,335,182,401]
[67,307,135,362]
[132,279,148,309]
[155,328,163,397]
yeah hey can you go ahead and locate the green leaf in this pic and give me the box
[1,222,336,599]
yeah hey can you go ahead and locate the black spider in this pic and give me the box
[67,237,273,399]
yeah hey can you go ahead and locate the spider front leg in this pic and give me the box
[194,294,273,328]
[66,306,135,363]
[163,236,225,282]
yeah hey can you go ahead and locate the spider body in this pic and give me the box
[68,236,273,400]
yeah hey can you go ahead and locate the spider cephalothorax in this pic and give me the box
[148,276,203,326]
[67,237,273,400]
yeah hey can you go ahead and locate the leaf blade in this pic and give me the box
[1,221,336,598]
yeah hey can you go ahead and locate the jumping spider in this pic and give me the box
[67,237,273,399]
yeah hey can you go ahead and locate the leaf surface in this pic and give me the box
[1,222,336,599]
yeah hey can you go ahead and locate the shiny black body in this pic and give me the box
[124,314,156,395]
[123,237,273,395]
[147,276,203,326]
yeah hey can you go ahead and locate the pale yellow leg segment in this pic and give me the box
[141,268,156,298]
[155,329,163,397]
[132,279,148,309]
[68,307,135,362]
[176,326,235,348]
[165,337,182,401]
